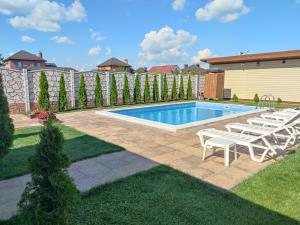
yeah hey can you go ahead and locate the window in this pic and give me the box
[36,62,41,67]
[16,61,22,68]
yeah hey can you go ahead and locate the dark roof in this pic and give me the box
[148,65,178,75]
[201,49,300,65]
[5,50,46,62]
[45,63,57,67]
[97,57,130,67]
[181,64,207,74]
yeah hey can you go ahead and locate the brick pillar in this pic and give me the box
[70,70,76,108]
[22,69,30,112]
[158,73,162,101]
[106,72,110,106]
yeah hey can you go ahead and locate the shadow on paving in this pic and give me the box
[0,130,124,181]
[2,166,298,225]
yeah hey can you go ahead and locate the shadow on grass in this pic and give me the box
[0,134,124,181]
[13,131,40,139]
[2,165,299,225]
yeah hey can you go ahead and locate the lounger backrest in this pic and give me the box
[283,112,300,125]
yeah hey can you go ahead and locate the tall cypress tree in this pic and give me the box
[110,74,118,105]
[0,76,14,159]
[38,71,50,111]
[58,74,67,112]
[171,76,177,100]
[133,74,141,103]
[94,74,103,107]
[123,74,130,104]
[152,75,159,102]
[179,75,185,100]
[78,74,87,109]
[143,74,150,103]
[19,121,80,225]
[162,74,168,101]
[187,75,193,100]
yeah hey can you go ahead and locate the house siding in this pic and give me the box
[212,59,300,102]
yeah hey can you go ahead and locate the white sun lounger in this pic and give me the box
[248,113,300,128]
[225,123,298,150]
[261,111,300,121]
[197,129,277,163]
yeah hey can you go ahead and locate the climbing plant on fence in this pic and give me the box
[78,74,87,109]
[162,74,168,101]
[171,76,177,100]
[95,74,103,107]
[134,74,141,103]
[144,74,150,103]
[152,75,159,102]
[58,74,67,111]
[110,74,118,105]
[187,75,193,100]
[38,71,50,110]
[123,74,130,104]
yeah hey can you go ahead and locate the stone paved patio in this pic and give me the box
[0,151,157,220]
[56,109,283,191]
[11,114,40,129]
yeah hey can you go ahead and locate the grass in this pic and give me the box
[203,99,300,109]
[3,147,300,225]
[0,123,124,181]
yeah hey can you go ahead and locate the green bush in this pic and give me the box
[19,121,80,225]
[171,76,177,100]
[277,97,283,104]
[143,74,150,103]
[186,75,193,100]
[38,71,50,111]
[78,74,87,109]
[110,74,118,105]
[58,74,67,112]
[253,93,260,105]
[232,94,239,102]
[178,75,185,100]
[134,75,141,103]
[94,74,103,107]
[123,74,130,104]
[0,76,14,159]
[162,74,168,101]
[152,75,159,102]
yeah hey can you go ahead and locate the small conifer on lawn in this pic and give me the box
[123,74,130,104]
[78,74,87,109]
[94,74,103,107]
[162,74,168,101]
[179,75,185,100]
[186,75,193,100]
[144,74,150,103]
[38,71,50,111]
[110,74,118,105]
[58,74,67,111]
[152,75,159,102]
[134,74,141,103]
[171,76,177,100]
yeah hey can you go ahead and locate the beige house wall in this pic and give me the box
[212,59,300,102]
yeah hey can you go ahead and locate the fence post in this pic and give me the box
[22,69,30,112]
[195,74,199,99]
[70,70,76,108]
[106,72,110,106]
[158,73,162,101]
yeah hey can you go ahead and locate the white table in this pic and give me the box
[203,137,237,166]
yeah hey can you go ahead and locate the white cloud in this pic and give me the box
[89,29,105,41]
[192,48,214,63]
[51,36,73,44]
[3,0,86,32]
[195,0,250,23]
[139,26,197,65]
[21,35,36,43]
[172,0,186,11]
[88,46,101,56]
[106,47,112,56]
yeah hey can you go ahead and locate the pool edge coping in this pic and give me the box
[96,101,268,132]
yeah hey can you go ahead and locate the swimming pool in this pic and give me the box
[96,102,261,131]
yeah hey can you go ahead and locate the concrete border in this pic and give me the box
[96,101,267,132]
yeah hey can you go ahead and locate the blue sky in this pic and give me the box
[1,0,300,70]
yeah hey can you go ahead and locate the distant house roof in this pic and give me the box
[135,67,147,73]
[201,49,300,65]
[97,57,131,67]
[4,50,46,62]
[181,64,207,74]
[148,65,178,75]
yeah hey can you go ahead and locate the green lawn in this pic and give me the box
[0,123,124,180]
[3,147,300,225]
[203,99,300,109]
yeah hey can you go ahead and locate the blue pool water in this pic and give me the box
[111,102,255,125]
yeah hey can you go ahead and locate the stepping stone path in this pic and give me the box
[0,151,158,220]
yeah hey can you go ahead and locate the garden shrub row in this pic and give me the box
[36,71,195,111]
